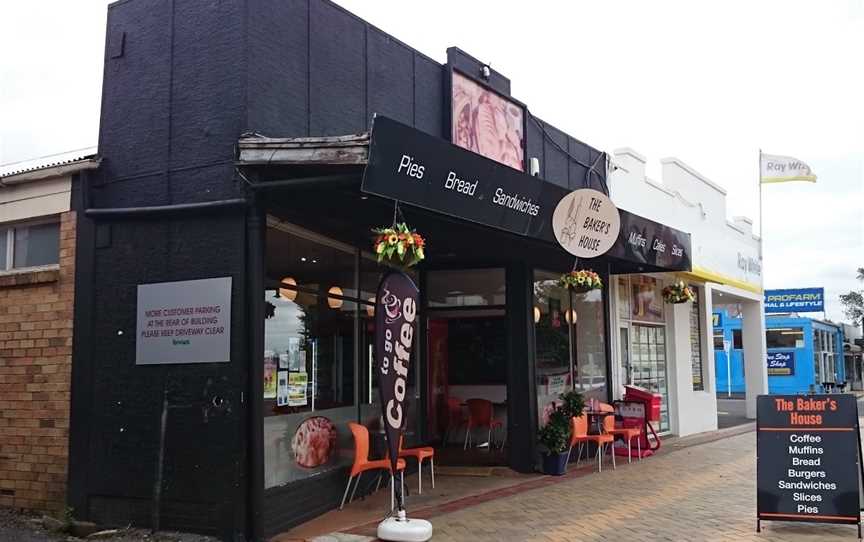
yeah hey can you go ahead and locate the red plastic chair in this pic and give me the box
[463,399,504,450]
[443,397,467,444]
[340,423,406,510]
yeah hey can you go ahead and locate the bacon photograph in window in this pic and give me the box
[451,71,524,171]
[291,416,337,468]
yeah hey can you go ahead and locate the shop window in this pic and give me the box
[766,328,804,349]
[689,286,704,391]
[1,220,60,271]
[733,329,743,350]
[534,269,607,425]
[263,223,363,489]
[534,270,574,425]
[427,268,505,307]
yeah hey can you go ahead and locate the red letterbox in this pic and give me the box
[623,385,661,422]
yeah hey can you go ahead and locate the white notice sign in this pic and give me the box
[552,189,621,258]
[136,277,232,365]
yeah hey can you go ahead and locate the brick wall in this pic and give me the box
[0,211,76,512]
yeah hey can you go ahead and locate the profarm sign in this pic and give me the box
[136,277,232,365]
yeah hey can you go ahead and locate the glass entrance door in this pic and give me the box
[629,324,670,432]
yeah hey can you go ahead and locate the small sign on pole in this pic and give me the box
[757,394,862,537]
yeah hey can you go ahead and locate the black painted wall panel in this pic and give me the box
[526,117,544,178]
[308,1,366,135]
[543,124,569,188]
[413,56,444,138]
[367,28,413,126]
[246,0,309,136]
[168,0,246,173]
[98,0,172,181]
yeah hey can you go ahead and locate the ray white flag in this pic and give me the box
[760,153,817,184]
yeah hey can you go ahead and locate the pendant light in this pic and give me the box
[327,286,344,309]
[533,306,541,323]
[278,277,298,301]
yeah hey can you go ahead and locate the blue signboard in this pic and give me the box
[764,287,824,313]
[766,351,794,376]
[712,311,723,328]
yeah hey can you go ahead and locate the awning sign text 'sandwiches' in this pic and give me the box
[362,115,692,272]
[363,115,552,240]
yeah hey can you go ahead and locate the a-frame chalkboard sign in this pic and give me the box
[757,394,863,538]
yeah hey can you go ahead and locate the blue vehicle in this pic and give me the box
[713,311,845,395]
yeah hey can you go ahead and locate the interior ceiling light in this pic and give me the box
[328,286,344,309]
[279,277,298,301]
[533,306,541,323]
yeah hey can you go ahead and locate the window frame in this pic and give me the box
[0,216,62,272]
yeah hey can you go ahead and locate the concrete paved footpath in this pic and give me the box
[426,431,858,542]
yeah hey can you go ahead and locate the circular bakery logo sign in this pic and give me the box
[552,189,621,258]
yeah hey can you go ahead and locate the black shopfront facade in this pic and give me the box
[68,2,691,540]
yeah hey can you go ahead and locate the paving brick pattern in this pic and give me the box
[428,431,858,541]
[0,211,76,513]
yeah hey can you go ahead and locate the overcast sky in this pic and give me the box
[1,0,862,321]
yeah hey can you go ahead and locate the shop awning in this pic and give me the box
[237,118,692,275]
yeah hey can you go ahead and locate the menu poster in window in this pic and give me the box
[276,370,289,406]
[288,372,309,406]
[631,277,663,323]
[263,352,278,399]
[136,277,231,364]
[287,337,303,371]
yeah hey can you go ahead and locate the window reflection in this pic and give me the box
[533,269,608,426]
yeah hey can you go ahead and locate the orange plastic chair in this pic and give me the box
[464,399,504,450]
[340,422,406,510]
[599,402,642,463]
[567,414,615,472]
[397,436,436,494]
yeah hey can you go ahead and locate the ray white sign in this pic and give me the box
[136,277,232,365]
[552,189,621,258]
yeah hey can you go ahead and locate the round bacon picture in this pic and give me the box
[291,416,337,468]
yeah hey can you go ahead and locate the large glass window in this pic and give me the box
[0,220,60,271]
[631,323,669,431]
[766,327,804,349]
[263,227,360,488]
[618,275,669,432]
[533,269,607,426]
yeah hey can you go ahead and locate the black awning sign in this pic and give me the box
[757,394,862,534]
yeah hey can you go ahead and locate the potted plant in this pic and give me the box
[558,389,586,420]
[538,408,571,476]
[662,280,696,304]
[372,222,425,269]
[558,269,603,293]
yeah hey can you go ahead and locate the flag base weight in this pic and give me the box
[377,510,433,542]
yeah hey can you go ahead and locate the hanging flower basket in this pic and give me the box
[558,269,602,293]
[372,223,426,269]
[662,280,696,304]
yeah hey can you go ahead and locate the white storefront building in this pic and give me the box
[609,148,767,436]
